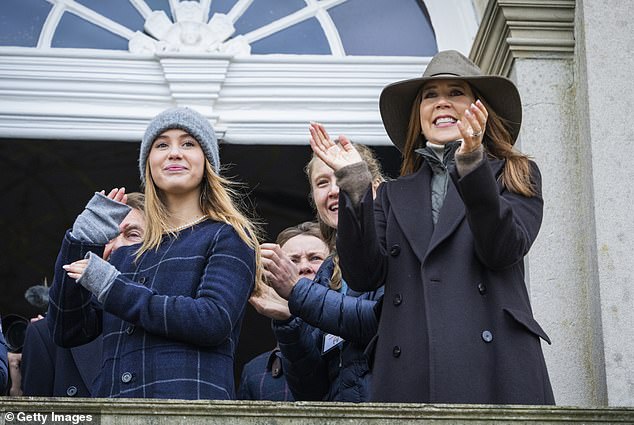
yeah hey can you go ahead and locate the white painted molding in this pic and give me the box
[425,0,479,55]
[470,0,575,75]
[0,47,428,145]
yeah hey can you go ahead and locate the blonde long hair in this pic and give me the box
[306,143,386,290]
[400,85,536,197]
[138,160,264,295]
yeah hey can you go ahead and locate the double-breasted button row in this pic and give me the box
[477,282,487,295]
[393,293,402,306]
[121,372,133,383]
[66,386,78,396]
[389,244,401,257]
[139,277,147,284]
[125,325,135,335]
[481,330,493,343]
[392,345,401,357]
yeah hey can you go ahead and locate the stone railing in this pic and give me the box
[1,398,633,424]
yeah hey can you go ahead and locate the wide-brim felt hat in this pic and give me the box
[379,50,522,152]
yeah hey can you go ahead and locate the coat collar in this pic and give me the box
[266,347,284,378]
[387,157,505,263]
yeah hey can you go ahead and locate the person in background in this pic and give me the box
[253,143,385,403]
[240,221,329,401]
[0,324,8,394]
[20,193,145,397]
[310,50,554,404]
[48,107,262,399]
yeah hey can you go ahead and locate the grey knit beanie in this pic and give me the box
[139,107,220,184]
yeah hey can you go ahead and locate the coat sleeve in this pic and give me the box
[101,225,255,347]
[273,317,329,401]
[450,159,544,270]
[336,185,389,292]
[20,320,56,396]
[288,278,383,346]
[48,230,104,348]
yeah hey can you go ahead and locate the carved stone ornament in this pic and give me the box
[128,1,251,55]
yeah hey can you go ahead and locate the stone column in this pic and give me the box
[470,0,621,407]
[574,0,634,407]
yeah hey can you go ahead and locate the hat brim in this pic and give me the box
[379,74,522,152]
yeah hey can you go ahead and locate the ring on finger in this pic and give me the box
[471,130,483,137]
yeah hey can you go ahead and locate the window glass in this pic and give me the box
[0,0,51,47]
[251,17,330,55]
[233,0,304,34]
[330,0,437,56]
[75,0,144,32]
[52,12,129,50]
[1,0,439,55]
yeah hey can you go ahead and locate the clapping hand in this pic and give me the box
[309,122,363,172]
[457,100,488,154]
[260,243,299,300]
[249,286,292,321]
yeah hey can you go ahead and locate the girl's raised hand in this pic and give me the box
[63,259,89,281]
[100,187,128,205]
[309,122,363,172]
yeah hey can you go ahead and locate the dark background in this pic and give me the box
[0,138,401,377]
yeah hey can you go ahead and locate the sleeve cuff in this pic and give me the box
[455,145,485,177]
[334,162,372,206]
[77,251,120,302]
[71,192,131,244]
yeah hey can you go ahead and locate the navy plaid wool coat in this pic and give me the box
[48,220,255,399]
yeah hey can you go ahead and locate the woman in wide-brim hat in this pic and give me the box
[309,50,555,404]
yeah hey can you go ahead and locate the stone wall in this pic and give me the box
[471,0,634,407]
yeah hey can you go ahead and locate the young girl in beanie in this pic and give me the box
[48,107,262,400]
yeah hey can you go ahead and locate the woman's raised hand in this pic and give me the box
[457,100,488,154]
[309,122,363,172]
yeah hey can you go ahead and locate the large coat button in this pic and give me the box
[477,282,487,295]
[392,346,401,357]
[393,293,402,306]
[481,330,493,343]
[139,277,146,284]
[66,386,78,396]
[125,325,135,335]
[121,372,133,383]
[389,244,401,256]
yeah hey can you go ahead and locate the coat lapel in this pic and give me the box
[424,181,465,259]
[424,157,506,260]
[388,165,434,262]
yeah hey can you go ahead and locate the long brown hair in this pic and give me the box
[399,84,536,197]
[305,143,386,290]
[138,160,265,295]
